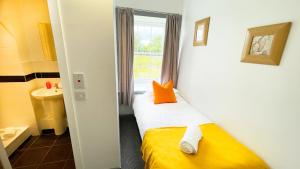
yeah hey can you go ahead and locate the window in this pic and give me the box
[133,15,166,91]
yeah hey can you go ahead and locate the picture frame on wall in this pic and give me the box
[241,22,292,65]
[193,17,210,46]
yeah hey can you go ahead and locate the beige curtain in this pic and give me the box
[161,15,182,88]
[116,8,134,106]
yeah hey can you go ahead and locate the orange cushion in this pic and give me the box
[152,80,177,104]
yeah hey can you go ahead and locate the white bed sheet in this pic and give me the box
[133,93,212,139]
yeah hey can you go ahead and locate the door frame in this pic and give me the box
[0,1,84,169]
[0,139,12,169]
[47,0,84,168]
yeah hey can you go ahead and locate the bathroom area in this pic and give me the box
[0,0,75,168]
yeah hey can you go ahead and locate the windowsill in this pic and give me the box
[134,83,151,94]
[134,90,146,95]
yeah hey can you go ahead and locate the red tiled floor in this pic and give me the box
[9,150,24,165]
[14,147,49,167]
[18,136,39,150]
[67,148,74,160]
[13,165,37,169]
[9,130,75,169]
[42,144,71,163]
[30,135,57,148]
[37,161,65,169]
[55,131,71,145]
[63,160,76,169]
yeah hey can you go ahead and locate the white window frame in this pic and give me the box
[133,15,166,92]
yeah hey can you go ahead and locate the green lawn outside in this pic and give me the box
[133,55,162,79]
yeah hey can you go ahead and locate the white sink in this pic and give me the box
[31,88,63,100]
[31,87,67,135]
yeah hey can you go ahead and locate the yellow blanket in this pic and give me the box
[141,123,269,169]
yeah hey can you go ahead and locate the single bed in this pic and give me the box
[133,92,212,138]
[133,92,269,169]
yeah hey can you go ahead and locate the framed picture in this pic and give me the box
[193,17,210,46]
[241,22,291,65]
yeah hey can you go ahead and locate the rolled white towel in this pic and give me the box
[179,125,202,154]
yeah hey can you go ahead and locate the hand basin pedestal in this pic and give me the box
[32,88,67,135]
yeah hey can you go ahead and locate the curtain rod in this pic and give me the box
[116,6,181,17]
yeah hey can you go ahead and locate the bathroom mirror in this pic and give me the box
[38,23,57,61]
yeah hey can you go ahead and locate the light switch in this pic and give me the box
[75,91,86,101]
[73,73,85,89]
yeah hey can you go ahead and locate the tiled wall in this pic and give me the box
[0,81,39,134]
[0,72,60,82]
[0,75,60,135]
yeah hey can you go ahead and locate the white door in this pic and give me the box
[0,140,12,169]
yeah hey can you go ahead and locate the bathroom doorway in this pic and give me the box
[0,0,75,168]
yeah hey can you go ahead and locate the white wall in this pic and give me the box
[116,0,182,14]
[53,0,120,168]
[178,0,300,168]
[0,0,59,75]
